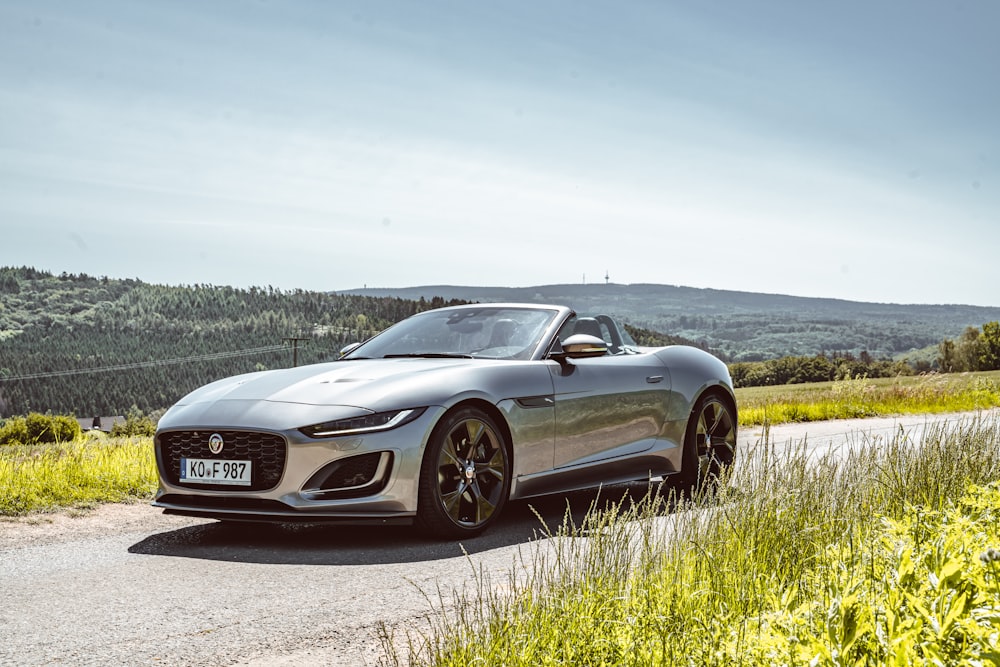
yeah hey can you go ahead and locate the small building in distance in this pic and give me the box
[76,416,126,433]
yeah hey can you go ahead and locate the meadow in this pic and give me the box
[738,370,1000,426]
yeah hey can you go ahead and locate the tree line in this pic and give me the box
[0,267,462,417]
[937,322,1000,373]
[730,353,914,388]
[730,321,1000,388]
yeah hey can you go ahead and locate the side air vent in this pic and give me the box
[301,452,393,500]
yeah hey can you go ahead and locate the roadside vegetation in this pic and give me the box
[385,414,1000,666]
[0,411,156,515]
[0,436,156,515]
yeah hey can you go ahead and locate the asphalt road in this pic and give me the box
[1,410,994,666]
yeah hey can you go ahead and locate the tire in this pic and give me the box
[416,407,511,538]
[675,393,737,495]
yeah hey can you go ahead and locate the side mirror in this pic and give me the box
[549,334,608,362]
[339,342,362,358]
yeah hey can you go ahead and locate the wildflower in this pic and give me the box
[979,548,1000,564]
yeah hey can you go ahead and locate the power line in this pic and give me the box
[0,344,288,383]
[283,336,311,367]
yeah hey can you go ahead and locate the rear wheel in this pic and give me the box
[676,394,737,494]
[416,408,511,538]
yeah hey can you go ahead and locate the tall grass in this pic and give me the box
[737,370,1000,426]
[0,436,157,515]
[384,413,1000,666]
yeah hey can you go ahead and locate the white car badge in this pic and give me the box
[208,433,224,455]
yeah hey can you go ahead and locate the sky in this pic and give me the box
[1,1,998,306]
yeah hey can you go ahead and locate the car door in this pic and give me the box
[548,352,672,469]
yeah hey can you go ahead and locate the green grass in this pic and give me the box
[0,434,157,515]
[736,370,1000,426]
[383,414,1000,666]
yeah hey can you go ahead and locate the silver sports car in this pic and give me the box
[153,303,737,537]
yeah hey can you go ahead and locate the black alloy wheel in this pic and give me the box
[676,393,737,494]
[417,407,511,538]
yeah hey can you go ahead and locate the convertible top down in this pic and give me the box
[154,303,737,537]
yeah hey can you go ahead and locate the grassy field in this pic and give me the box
[0,434,157,515]
[386,414,1000,666]
[736,370,1000,426]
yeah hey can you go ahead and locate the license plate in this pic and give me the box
[180,458,252,486]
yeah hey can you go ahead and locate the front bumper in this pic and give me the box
[152,406,445,523]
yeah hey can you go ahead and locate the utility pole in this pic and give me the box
[283,336,310,367]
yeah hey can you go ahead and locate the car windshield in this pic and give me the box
[343,306,559,360]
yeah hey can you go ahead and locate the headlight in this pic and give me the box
[299,408,426,438]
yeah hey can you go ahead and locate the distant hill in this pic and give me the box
[340,283,1000,362]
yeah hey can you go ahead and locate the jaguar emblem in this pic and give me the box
[208,433,224,455]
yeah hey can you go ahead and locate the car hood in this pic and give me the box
[158,357,553,432]
[175,358,481,408]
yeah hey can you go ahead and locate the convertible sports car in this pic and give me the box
[153,303,737,537]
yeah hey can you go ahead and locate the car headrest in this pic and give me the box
[573,317,603,340]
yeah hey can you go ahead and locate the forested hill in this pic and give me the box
[342,284,1000,362]
[0,267,463,417]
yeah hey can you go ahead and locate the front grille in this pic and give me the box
[157,430,286,492]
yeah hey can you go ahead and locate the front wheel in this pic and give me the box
[675,394,737,495]
[416,408,511,538]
